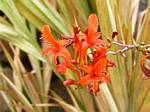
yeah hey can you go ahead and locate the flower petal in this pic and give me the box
[93,48,107,62]
[93,80,99,94]
[80,65,92,74]
[93,57,107,72]
[63,79,77,86]
[42,25,59,48]
[80,41,88,64]
[59,47,72,59]
[52,54,58,68]
[58,40,70,46]
[87,14,99,46]
[88,14,98,35]
[42,48,54,56]
[79,75,91,85]
[56,61,67,75]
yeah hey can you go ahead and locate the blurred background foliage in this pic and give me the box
[0,0,150,112]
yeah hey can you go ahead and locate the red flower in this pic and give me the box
[64,61,110,94]
[72,14,105,65]
[78,49,109,94]
[42,25,72,74]
[79,73,110,94]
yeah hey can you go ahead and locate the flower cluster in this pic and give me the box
[41,14,115,94]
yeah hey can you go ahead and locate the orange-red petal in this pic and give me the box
[52,54,58,68]
[58,40,70,46]
[42,48,54,56]
[93,57,107,72]
[59,47,72,59]
[56,61,67,75]
[79,75,91,85]
[63,79,77,86]
[42,25,59,49]
[93,80,99,93]
[80,65,92,74]
[88,14,98,35]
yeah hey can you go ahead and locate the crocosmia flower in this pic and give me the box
[41,25,72,74]
[72,14,105,65]
[41,14,115,94]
